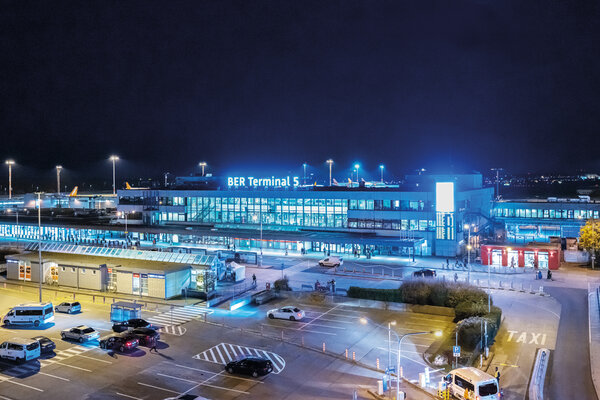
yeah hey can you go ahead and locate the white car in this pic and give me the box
[267,306,306,321]
[55,301,81,314]
[61,325,100,343]
[318,256,343,267]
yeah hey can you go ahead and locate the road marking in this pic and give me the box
[193,343,286,374]
[261,323,337,336]
[153,373,252,395]
[173,363,264,383]
[145,305,212,327]
[137,382,179,394]
[157,372,195,384]
[39,371,70,381]
[116,392,143,400]
[73,353,113,363]
[506,330,547,345]
[158,325,187,336]
[53,361,92,372]
[0,394,13,400]
[0,377,44,392]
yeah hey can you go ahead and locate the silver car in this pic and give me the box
[55,302,81,314]
[61,325,100,343]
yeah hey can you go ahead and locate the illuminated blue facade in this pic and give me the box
[118,173,493,257]
[492,198,600,243]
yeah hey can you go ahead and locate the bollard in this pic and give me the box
[345,349,348,359]
[93,295,95,303]
[353,268,356,273]
[372,268,374,274]
[529,284,533,293]
[103,296,106,304]
[392,270,394,278]
[377,358,380,369]
[301,336,304,347]
[499,281,502,289]
[73,293,76,300]
[281,331,284,341]
[322,342,326,352]
[363,268,365,274]
[352,351,356,361]
[539,286,544,295]
[510,281,514,290]
[381,268,384,276]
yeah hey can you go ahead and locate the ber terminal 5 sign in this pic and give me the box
[228,176,300,188]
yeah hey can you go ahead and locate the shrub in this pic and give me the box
[400,280,432,305]
[347,286,402,302]
[274,276,291,291]
[446,284,489,308]
[453,301,489,322]
[455,316,485,351]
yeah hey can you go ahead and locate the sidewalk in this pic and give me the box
[589,282,600,399]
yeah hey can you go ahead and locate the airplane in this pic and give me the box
[125,182,150,190]
[68,186,116,198]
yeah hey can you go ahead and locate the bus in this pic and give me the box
[444,367,499,400]
[2,303,55,327]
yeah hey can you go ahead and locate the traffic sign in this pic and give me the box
[386,366,396,374]
[453,346,461,357]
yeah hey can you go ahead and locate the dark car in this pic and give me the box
[128,327,160,346]
[99,333,139,352]
[225,356,273,378]
[413,268,436,278]
[112,318,152,333]
[31,336,55,354]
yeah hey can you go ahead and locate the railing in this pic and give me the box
[596,287,600,317]
[529,348,550,400]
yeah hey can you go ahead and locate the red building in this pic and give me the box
[481,243,561,270]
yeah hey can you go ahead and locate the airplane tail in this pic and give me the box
[333,178,339,185]
[69,186,78,197]
[125,182,132,189]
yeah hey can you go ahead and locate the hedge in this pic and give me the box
[347,286,402,303]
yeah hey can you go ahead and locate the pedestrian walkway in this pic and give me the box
[588,282,600,399]
[145,305,212,327]
[193,342,286,374]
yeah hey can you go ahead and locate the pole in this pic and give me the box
[388,322,392,396]
[8,164,12,199]
[397,337,401,399]
[15,208,19,246]
[303,164,306,185]
[467,226,471,283]
[56,167,61,195]
[36,192,42,302]
[455,330,458,369]
[112,158,116,195]
[329,162,332,186]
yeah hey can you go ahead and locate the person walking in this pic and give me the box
[149,337,158,353]
[454,273,458,282]
[495,367,501,385]
[252,273,257,286]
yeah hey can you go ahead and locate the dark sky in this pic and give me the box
[1,1,600,191]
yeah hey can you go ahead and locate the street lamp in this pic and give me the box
[109,155,119,195]
[464,223,474,283]
[360,317,441,397]
[354,164,360,186]
[379,164,384,183]
[35,192,44,302]
[303,163,308,185]
[56,165,63,195]
[326,159,334,186]
[5,160,15,199]
[199,162,207,176]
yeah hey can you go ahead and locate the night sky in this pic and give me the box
[1,1,600,191]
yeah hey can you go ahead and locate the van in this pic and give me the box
[3,303,55,327]
[0,338,41,362]
[444,367,499,399]
[318,256,343,267]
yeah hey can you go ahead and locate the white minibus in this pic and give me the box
[0,338,41,362]
[3,303,55,327]
[444,367,499,399]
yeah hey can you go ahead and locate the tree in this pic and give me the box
[579,219,600,267]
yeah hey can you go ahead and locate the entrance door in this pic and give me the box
[538,252,549,269]
[508,251,519,268]
[140,274,148,296]
[524,251,535,268]
[132,273,140,294]
[491,250,502,265]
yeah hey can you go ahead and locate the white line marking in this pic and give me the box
[0,378,44,392]
[299,304,341,330]
[175,363,263,383]
[157,373,250,394]
[0,394,13,400]
[221,344,232,360]
[214,345,226,364]
[137,382,179,394]
[229,344,238,357]
[53,361,92,372]
[73,353,112,363]
[39,371,70,381]
[116,392,142,400]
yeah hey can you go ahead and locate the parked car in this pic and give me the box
[99,333,139,352]
[61,325,100,343]
[128,327,160,346]
[112,318,153,333]
[31,336,56,354]
[55,302,81,314]
[413,268,436,278]
[318,256,343,267]
[225,356,273,377]
[267,306,305,321]
[0,338,41,362]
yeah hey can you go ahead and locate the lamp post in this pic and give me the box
[303,163,307,186]
[199,162,207,176]
[360,317,441,398]
[5,160,14,199]
[109,156,119,195]
[35,192,43,302]
[326,159,333,186]
[354,164,360,186]
[464,223,473,283]
[379,164,384,183]
[56,165,62,195]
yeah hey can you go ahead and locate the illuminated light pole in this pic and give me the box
[35,192,43,302]
[56,165,63,195]
[464,223,473,283]
[199,162,207,176]
[303,163,307,186]
[109,155,119,195]
[379,164,385,183]
[326,159,333,186]
[360,317,441,398]
[354,164,360,186]
[5,160,15,199]
[491,168,503,200]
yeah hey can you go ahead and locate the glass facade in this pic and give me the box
[493,206,600,220]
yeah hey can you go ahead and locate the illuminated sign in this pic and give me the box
[147,274,164,279]
[228,176,300,187]
[435,182,455,213]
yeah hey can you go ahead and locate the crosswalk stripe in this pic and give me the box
[192,343,285,374]
[229,344,238,357]
[215,345,226,364]
[221,344,231,360]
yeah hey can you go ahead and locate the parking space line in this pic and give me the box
[157,373,195,384]
[39,371,70,381]
[137,382,180,394]
[302,322,346,330]
[73,353,112,364]
[261,323,337,336]
[0,378,44,392]
[0,394,13,400]
[157,373,250,395]
[200,381,250,394]
[53,361,92,372]
[116,392,142,400]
